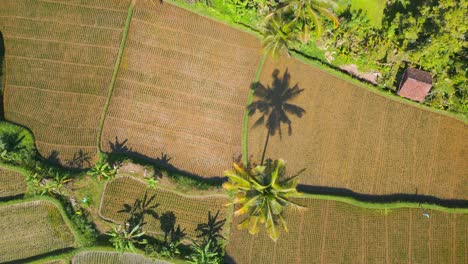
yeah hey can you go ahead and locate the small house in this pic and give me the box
[397,68,432,102]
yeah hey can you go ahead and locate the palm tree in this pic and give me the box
[107,224,147,253]
[248,69,305,164]
[262,14,297,58]
[223,159,304,242]
[266,0,339,43]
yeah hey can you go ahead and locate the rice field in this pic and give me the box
[100,1,262,177]
[72,251,170,264]
[0,200,75,263]
[226,197,468,263]
[99,175,230,239]
[0,0,131,168]
[248,56,468,200]
[0,166,26,198]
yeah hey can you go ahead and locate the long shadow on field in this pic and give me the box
[298,184,468,208]
[107,136,226,185]
[248,68,306,165]
[2,247,73,264]
[118,190,159,229]
[43,149,92,171]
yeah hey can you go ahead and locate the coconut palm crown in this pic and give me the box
[266,0,339,43]
[223,159,304,242]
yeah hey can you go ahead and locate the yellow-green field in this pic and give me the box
[0,0,131,167]
[248,56,468,200]
[0,166,26,198]
[99,175,230,239]
[226,197,468,263]
[0,200,75,263]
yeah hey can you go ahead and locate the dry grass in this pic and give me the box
[0,200,75,263]
[226,197,468,263]
[100,1,262,177]
[0,0,131,168]
[99,175,229,239]
[72,251,169,264]
[248,56,468,200]
[0,166,26,198]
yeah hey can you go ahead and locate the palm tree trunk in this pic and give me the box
[260,129,271,165]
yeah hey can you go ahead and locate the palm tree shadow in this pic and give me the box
[248,68,306,164]
[64,149,91,169]
[118,190,159,230]
[159,211,186,244]
[195,210,226,242]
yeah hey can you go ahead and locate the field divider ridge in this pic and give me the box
[96,0,136,153]
[242,52,267,165]
[296,193,468,213]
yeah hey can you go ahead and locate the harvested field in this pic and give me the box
[0,200,75,263]
[0,0,131,168]
[0,166,26,198]
[248,56,468,200]
[226,198,468,264]
[101,1,262,177]
[99,176,229,239]
[72,251,170,264]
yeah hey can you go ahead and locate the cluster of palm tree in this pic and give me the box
[261,0,339,57]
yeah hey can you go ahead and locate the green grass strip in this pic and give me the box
[242,52,268,165]
[96,2,136,153]
[297,193,468,213]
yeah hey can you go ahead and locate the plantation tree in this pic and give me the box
[266,0,339,43]
[223,159,304,241]
[248,69,305,164]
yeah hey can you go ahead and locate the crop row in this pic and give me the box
[99,176,229,239]
[0,200,75,263]
[227,197,467,263]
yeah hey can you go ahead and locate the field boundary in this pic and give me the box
[297,193,468,213]
[96,1,136,153]
[242,52,267,165]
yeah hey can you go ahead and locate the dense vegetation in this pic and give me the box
[180,0,468,115]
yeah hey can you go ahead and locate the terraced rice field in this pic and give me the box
[0,0,131,168]
[226,198,468,264]
[72,251,170,264]
[100,1,262,177]
[248,56,468,200]
[0,166,26,198]
[99,176,229,239]
[0,200,75,263]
